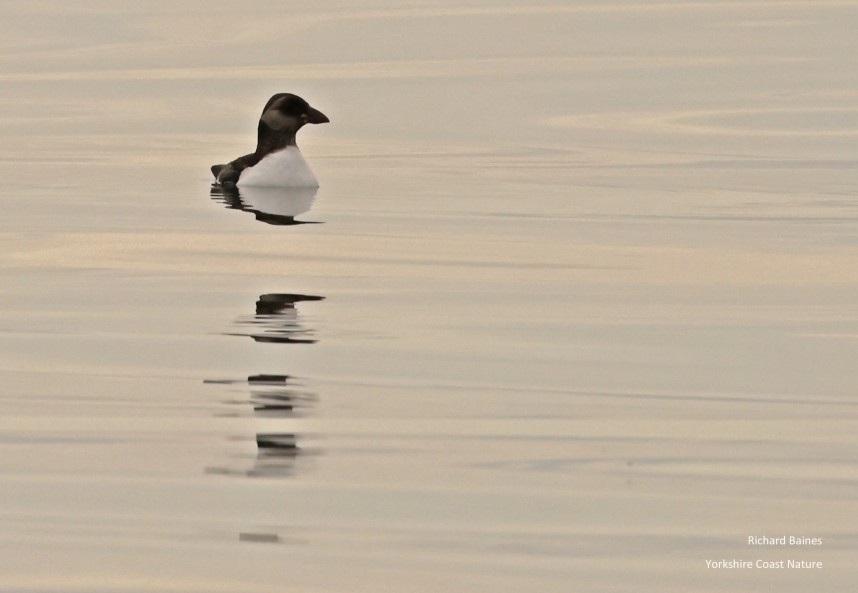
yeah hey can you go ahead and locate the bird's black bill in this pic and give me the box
[305,106,330,124]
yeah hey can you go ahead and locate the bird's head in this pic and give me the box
[260,93,329,133]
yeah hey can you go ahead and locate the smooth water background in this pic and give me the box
[2,2,858,591]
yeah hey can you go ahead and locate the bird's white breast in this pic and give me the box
[237,146,319,188]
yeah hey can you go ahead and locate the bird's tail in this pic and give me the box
[211,164,226,180]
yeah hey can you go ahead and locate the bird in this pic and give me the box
[211,93,329,188]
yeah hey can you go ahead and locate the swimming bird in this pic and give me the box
[211,93,329,187]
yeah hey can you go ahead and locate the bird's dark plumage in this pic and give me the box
[212,93,329,187]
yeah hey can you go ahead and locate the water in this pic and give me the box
[2,2,858,591]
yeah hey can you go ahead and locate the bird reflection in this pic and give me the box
[210,184,321,226]
[205,293,324,479]
[249,433,302,478]
[203,374,319,479]
[256,433,299,452]
[205,435,304,478]
[205,374,316,418]
[225,293,324,344]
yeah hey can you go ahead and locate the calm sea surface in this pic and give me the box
[2,2,858,591]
